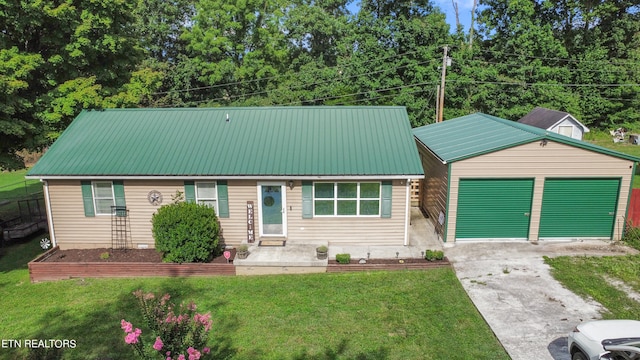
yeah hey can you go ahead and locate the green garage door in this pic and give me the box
[539,178,620,239]
[456,179,534,240]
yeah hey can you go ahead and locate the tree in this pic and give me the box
[0,48,42,170]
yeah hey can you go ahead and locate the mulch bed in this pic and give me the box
[41,248,236,263]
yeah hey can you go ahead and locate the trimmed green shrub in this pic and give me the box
[425,249,435,261]
[336,253,351,264]
[425,249,445,261]
[152,201,221,263]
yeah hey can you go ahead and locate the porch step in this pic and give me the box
[234,243,327,267]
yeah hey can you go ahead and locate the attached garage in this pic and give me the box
[539,178,620,239]
[413,113,640,243]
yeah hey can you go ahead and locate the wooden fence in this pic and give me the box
[410,179,420,206]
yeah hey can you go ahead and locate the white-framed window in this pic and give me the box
[313,182,381,217]
[92,181,115,215]
[558,125,573,137]
[195,181,218,213]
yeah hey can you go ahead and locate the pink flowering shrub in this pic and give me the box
[120,290,213,359]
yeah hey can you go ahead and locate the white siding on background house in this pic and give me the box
[445,141,634,243]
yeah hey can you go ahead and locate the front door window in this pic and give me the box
[261,185,284,235]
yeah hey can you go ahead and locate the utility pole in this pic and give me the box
[438,45,449,123]
[435,85,440,122]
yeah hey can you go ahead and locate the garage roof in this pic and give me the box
[27,106,425,179]
[412,113,640,163]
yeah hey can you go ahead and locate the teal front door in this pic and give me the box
[260,184,285,236]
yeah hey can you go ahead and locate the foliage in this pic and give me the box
[316,245,328,253]
[335,253,351,264]
[100,252,110,260]
[121,290,212,359]
[2,0,640,169]
[236,244,248,252]
[622,223,640,251]
[151,201,220,263]
[425,250,444,261]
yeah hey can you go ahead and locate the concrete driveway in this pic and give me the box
[444,241,637,360]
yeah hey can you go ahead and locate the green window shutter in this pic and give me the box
[113,181,126,207]
[217,180,229,218]
[184,181,195,202]
[381,181,392,218]
[81,181,95,217]
[302,181,313,219]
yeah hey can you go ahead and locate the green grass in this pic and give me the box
[545,254,640,320]
[0,236,508,360]
[0,169,42,199]
[0,169,44,220]
[584,130,640,188]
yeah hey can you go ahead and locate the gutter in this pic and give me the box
[26,174,426,181]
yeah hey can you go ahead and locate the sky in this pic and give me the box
[348,0,477,33]
[434,0,476,33]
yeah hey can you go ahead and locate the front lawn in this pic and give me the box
[545,254,640,320]
[0,236,509,360]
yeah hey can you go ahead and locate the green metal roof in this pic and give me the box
[412,113,640,163]
[27,106,424,178]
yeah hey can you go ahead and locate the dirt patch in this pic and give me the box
[42,248,236,263]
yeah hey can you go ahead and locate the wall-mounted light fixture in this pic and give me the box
[540,139,548,147]
[288,180,294,190]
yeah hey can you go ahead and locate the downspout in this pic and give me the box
[404,178,410,246]
[42,180,56,247]
[623,162,637,240]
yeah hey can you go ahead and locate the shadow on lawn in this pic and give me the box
[0,232,46,273]
[25,279,238,360]
[292,340,390,360]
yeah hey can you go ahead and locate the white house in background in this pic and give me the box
[518,107,590,140]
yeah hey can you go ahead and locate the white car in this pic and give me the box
[568,320,640,360]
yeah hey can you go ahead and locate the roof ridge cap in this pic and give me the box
[480,113,546,137]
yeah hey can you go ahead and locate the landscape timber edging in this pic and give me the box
[28,246,235,283]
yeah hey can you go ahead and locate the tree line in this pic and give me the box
[1,0,639,170]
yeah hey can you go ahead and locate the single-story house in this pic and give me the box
[518,107,589,140]
[26,107,424,249]
[413,113,639,243]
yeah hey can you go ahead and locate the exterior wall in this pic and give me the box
[444,141,634,243]
[285,180,408,246]
[46,179,410,249]
[549,118,584,140]
[416,141,448,238]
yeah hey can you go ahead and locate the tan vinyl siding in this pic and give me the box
[47,180,185,249]
[219,180,258,246]
[47,179,408,249]
[445,141,634,242]
[417,141,448,237]
[122,180,259,247]
[285,180,407,245]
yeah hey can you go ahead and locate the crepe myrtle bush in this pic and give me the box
[152,201,220,263]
